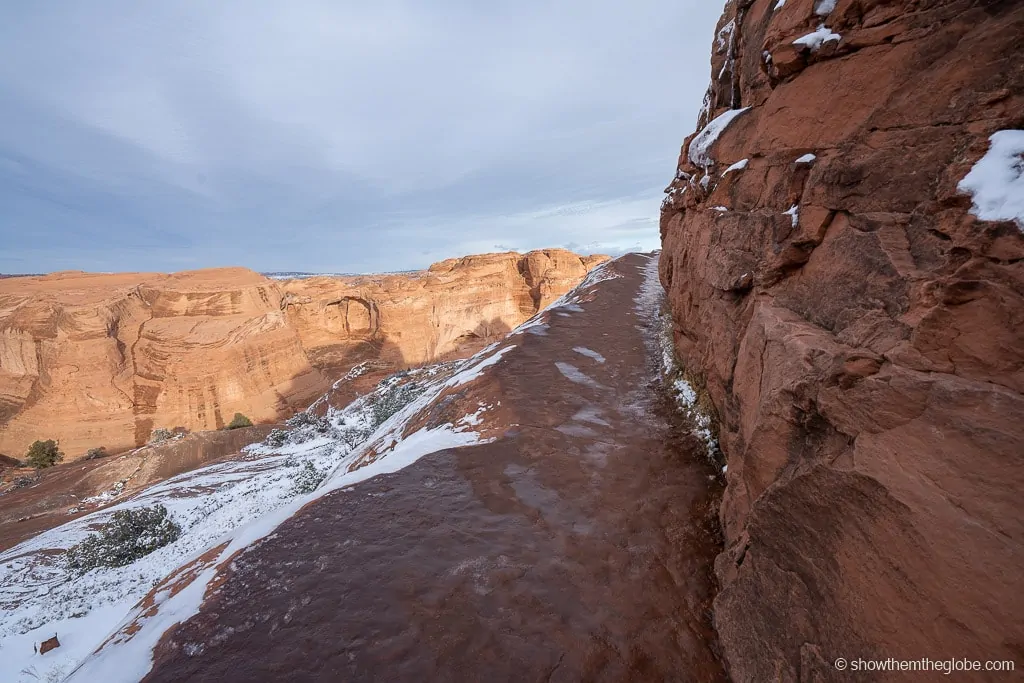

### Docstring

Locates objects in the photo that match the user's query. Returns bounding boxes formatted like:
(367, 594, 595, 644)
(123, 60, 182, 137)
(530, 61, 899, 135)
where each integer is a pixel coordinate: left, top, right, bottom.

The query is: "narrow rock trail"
(132, 254, 726, 682)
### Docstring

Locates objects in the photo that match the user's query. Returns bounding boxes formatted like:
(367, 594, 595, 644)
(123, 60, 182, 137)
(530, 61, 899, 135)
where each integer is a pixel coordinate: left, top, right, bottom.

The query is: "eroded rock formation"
(0, 250, 605, 460)
(660, 0, 1023, 679)
(282, 249, 608, 370)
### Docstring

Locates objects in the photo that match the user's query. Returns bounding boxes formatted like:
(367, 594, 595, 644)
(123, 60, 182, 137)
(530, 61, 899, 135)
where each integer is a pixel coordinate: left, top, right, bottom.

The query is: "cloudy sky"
(0, 1, 722, 274)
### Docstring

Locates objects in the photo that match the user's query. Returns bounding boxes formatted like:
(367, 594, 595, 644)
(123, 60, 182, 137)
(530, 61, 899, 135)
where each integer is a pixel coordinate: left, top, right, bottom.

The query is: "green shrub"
(25, 440, 63, 469)
(227, 413, 253, 429)
(12, 473, 40, 489)
(85, 447, 108, 460)
(289, 460, 328, 495)
(286, 411, 330, 433)
(368, 383, 422, 429)
(265, 428, 289, 447)
(338, 425, 371, 451)
(148, 428, 173, 444)
(65, 504, 181, 573)
(286, 412, 316, 428)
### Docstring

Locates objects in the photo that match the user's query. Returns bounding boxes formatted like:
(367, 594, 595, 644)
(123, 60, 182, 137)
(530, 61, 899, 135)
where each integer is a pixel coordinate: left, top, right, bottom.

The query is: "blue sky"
(0, 1, 722, 274)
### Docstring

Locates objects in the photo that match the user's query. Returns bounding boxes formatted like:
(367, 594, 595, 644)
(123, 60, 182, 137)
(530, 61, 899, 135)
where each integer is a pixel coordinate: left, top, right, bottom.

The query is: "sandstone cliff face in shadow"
(0, 249, 606, 460)
(659, 0, 1023, 680)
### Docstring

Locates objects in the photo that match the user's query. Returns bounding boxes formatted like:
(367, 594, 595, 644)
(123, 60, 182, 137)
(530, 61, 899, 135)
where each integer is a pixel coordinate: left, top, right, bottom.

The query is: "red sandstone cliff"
(0, 250, 605, 460)
(660, 0, 1023, 680)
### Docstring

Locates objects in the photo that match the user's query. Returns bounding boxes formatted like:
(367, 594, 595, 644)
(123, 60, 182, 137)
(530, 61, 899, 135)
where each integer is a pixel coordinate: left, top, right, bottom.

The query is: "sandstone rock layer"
(660, 0, 1023, 680)
(0, 250, 605, 460)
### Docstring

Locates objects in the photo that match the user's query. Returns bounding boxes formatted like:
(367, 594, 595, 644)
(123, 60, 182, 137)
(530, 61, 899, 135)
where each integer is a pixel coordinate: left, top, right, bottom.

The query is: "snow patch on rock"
(814, 0, 838, 15)
(723, 158, 749, 175)
(688, 108, 752, 167)
(784, 204, 800, 228)
(793, 25, 841, 51)
(716, 19, 735, 54)
(958, 130, 1024, 231)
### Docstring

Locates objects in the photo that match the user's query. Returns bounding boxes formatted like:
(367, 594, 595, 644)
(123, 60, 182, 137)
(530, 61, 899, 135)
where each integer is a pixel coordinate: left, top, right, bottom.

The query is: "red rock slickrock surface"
(0, 250, 605, 460)
(659, 0, 1023, 680)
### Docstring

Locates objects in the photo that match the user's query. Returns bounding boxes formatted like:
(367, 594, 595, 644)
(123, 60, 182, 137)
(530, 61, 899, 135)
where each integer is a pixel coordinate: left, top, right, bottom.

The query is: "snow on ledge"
(688, 107, 752, 167)
(793, 25, 841, 51)
(957, 130, 1024, 231)
(723, 158, 749, 175)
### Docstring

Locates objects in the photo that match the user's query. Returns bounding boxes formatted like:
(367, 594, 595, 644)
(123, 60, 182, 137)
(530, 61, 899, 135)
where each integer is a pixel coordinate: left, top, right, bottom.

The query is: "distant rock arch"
(323, 297, 378, 337)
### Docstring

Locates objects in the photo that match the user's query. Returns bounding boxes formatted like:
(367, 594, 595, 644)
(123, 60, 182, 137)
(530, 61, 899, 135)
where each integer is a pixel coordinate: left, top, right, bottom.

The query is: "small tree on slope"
(25, 440, 63, 469)
(227, 413, 253, 429)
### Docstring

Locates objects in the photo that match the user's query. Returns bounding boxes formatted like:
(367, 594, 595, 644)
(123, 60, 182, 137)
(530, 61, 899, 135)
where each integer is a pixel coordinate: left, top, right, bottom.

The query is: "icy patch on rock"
(796, 153, 817, 164)
(633, 255, 721, 461)
(571, 406, 610, 427)
(958, 130, 1024, 230)
(573, 347, 606, 364)
(688, 107, 752, 167)
(793, 25, 841, 51)
(555, 362, 603, 390)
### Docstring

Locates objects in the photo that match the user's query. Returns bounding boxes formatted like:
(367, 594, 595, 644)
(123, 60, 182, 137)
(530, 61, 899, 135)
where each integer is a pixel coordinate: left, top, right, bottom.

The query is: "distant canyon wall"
(659, 0, 1022, 680)
(0, 249, 606, 460)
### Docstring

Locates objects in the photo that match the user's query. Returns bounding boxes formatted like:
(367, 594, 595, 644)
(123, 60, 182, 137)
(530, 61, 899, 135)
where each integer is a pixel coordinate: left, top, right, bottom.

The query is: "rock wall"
(659, 0, 1023, 679)
(0, 250, 605, 460)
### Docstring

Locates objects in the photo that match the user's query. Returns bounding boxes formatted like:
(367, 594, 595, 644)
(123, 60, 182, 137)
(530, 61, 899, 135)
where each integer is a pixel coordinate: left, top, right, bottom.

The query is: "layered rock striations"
(282, 249, 608, 370)
(0, 250, 605, 460)
(660, 0, 1023, 679)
